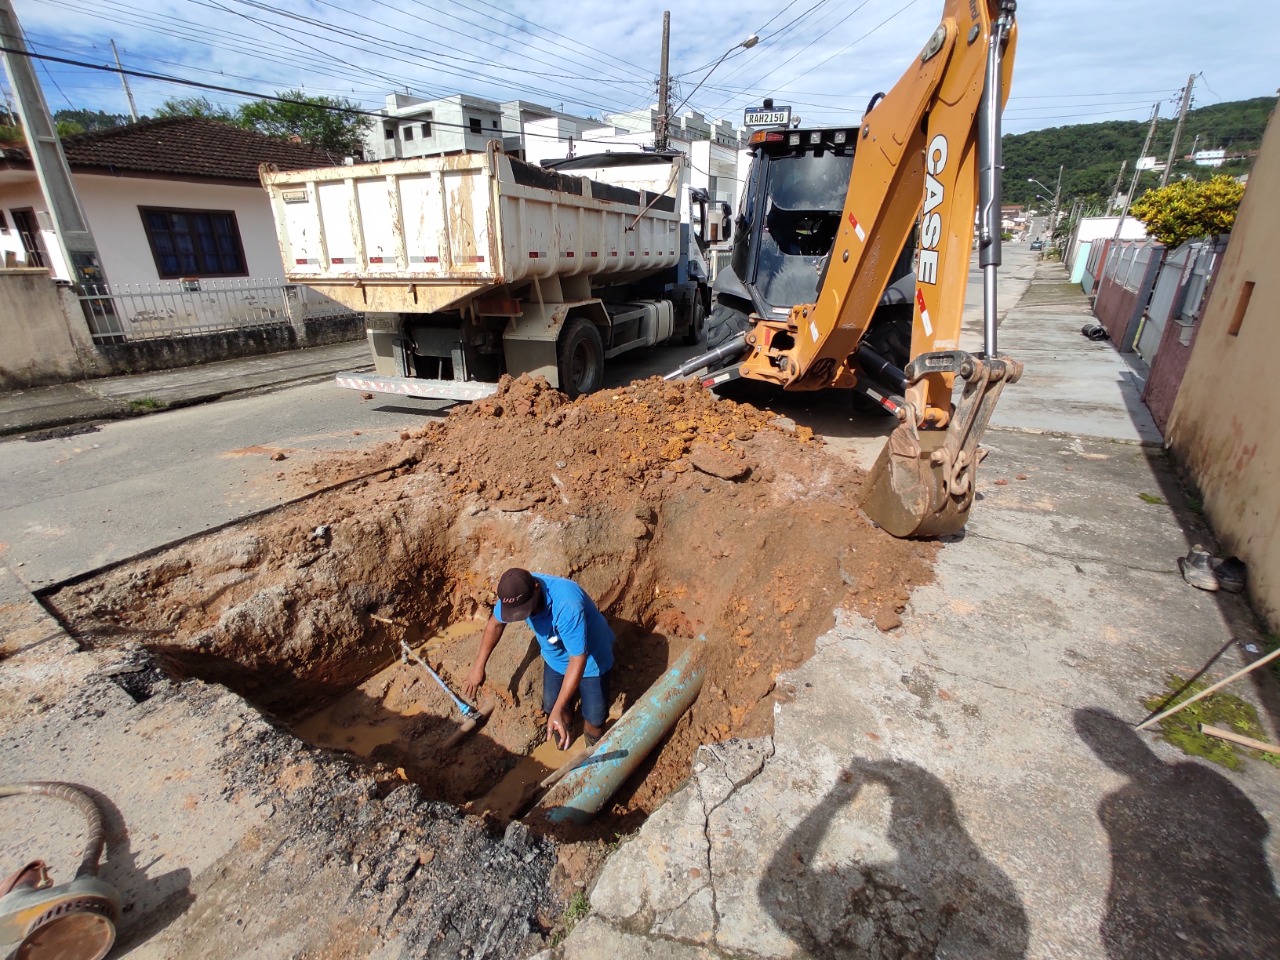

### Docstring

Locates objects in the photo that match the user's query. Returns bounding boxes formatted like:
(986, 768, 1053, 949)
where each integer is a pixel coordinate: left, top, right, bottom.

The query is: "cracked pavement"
(539, 257, 1280, 959)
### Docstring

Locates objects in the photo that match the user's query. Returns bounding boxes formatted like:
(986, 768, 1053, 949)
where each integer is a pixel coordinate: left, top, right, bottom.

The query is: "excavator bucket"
(863, 352, 1022, 538)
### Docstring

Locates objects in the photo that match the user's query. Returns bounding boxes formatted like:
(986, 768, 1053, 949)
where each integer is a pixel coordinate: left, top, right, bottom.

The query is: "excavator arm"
(739, 0, 1021, 537)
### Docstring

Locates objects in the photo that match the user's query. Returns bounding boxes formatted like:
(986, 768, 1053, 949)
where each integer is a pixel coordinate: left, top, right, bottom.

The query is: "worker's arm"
(462, 614, 505, 699)
(547, 653, 587, 750)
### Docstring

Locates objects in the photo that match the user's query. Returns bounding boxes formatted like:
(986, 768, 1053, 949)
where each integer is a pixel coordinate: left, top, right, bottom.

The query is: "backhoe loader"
(669, 0, 1021, 539)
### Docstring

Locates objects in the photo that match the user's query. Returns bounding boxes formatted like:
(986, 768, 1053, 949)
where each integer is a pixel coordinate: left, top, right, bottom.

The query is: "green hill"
(1002, 96, 1274, 209)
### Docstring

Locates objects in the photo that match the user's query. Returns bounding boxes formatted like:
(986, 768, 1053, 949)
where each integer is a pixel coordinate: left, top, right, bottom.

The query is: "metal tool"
(0, 782, 122, 960)
(399, 639, 475, 717)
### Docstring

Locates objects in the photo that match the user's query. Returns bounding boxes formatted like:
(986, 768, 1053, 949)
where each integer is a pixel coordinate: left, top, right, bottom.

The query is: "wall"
(3, 175, 286, 286)
(0, 268, 365, 387)
(0, 268, 95, 388)
(1167, 107, 1280, 631)
(74, 175, 287, 287)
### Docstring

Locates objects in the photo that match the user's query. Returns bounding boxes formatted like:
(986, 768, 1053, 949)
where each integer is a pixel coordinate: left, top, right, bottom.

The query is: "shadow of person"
(761, 757, 1028, 958)
(1074, 708, 1280, 959)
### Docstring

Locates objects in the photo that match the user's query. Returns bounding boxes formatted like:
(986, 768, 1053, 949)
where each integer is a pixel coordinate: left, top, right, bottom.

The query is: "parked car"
(1030, 239, 1045, 251)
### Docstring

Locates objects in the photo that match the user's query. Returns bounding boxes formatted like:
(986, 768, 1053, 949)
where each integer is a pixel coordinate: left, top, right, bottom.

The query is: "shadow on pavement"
(759, 757, 1028, 958)
(1074, 708, 1280, 959)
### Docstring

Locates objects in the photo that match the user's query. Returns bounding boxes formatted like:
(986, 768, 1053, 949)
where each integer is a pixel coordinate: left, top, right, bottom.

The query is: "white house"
(0, 117, 352, 338)
(0, 117, 336, 281)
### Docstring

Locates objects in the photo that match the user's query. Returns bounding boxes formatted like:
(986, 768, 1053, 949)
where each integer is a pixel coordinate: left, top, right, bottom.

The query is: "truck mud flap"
(335, 372, 500, 402)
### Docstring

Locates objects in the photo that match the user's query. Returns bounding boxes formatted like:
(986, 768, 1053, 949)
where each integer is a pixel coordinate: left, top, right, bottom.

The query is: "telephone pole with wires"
(109, 40, 139, 123)
(1114, 102, 1161, 242)
(1161, 74, 1195, 187)
(0, 0, 111, 291)
(655, 10, 671, 151)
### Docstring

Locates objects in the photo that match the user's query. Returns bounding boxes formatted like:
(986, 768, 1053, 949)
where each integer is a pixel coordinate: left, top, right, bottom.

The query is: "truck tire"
(682, 294, 706, 346)
(704, 300, 752, 365)
(557, 317, 604, 398)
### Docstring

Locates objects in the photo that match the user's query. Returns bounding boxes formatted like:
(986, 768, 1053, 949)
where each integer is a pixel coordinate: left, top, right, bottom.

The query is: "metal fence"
(78, 277, 359, 343)
(1135, 237, 1226, 361)
(1092, 239, 1165, 348)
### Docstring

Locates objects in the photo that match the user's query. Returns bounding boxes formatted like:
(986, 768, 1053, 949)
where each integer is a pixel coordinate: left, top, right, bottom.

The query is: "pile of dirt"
(48, 375, 935, 828)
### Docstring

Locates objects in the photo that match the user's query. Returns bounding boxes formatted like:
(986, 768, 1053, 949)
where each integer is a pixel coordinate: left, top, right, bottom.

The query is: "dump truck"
(260, 145, 714, 400)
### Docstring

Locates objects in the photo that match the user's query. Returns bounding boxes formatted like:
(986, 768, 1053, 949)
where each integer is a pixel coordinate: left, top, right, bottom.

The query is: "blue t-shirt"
(495, 573, 614, 677)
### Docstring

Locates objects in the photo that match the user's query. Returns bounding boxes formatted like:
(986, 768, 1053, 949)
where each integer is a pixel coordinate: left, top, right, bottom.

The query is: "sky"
(2, 0, 1277, 138)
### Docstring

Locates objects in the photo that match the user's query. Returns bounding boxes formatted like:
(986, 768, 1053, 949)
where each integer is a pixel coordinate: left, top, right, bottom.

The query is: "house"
(1, 118, 362, 387)
(364, 93, 610, 162)
(0, 117, 336, 284)
(1166, 107, 1280, 631)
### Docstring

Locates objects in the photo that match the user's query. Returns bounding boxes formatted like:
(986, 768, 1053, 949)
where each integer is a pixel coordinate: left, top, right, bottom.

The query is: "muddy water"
(293, 620, 486, 757)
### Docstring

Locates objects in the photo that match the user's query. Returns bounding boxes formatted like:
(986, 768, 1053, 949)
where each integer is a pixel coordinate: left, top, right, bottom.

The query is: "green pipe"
(536, 643, 704, 825)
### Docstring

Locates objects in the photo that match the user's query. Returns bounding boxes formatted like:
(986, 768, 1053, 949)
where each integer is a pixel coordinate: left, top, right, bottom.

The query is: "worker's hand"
(547, 708, 571, 751)
(462, 665, 485, 700)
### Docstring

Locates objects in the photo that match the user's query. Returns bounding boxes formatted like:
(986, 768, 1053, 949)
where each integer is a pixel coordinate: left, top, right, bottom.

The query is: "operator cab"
(731, 126, 860, 317)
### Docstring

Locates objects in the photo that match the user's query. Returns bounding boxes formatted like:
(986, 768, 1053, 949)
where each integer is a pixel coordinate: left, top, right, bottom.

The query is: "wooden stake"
(1199, 724, 1280, 756)
(1136, 646, 1280, 730)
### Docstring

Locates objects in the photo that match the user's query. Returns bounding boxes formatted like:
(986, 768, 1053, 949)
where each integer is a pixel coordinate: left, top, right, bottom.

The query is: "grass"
(126, 396, 166, 413)
(1138, 492, 1167, 505)
(1143, 675, 1280, 769)
(548, 891, 591, 948)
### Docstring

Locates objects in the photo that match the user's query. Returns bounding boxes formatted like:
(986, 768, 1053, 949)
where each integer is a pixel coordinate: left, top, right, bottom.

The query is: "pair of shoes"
(1178, 544, 1219, 591)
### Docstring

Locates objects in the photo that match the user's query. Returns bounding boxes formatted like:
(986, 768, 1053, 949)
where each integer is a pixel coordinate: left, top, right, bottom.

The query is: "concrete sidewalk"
(544, 261, 1280, 959)
(0, 339, 371, 438)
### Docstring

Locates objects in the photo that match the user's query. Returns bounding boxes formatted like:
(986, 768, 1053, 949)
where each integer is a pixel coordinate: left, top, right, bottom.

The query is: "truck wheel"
(682, 294, 706, 346)
(704, 300, 751, 366)
(557, 317, 604, 398)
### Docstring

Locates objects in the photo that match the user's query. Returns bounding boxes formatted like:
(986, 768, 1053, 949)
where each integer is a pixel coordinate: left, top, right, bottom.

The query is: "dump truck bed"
(261, 144, 682, 316)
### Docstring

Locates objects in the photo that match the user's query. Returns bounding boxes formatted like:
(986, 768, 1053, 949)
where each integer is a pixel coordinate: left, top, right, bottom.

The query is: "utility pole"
(109, 39, 139, 123)
(655, 10, 670, 151)
(1114, 102, 1161, 242)
(1161, 73, 1194, 187)
(1110, 160, 1127, 212)
(0, 0, 110, 292)
(1049, 163, 1063, 242)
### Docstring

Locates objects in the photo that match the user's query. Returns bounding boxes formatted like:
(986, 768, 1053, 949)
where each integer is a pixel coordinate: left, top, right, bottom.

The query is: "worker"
(462, 568, 615, 750)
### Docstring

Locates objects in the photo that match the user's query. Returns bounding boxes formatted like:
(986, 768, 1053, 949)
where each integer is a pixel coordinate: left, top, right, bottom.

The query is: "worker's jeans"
(542, 666, 612, 727)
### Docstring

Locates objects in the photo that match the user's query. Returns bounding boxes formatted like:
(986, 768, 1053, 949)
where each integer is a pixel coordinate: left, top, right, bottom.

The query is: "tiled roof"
(2, 117, 338, 181)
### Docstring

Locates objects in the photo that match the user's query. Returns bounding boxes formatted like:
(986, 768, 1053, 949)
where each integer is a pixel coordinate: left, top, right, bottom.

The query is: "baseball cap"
(496, 568, 541, 623)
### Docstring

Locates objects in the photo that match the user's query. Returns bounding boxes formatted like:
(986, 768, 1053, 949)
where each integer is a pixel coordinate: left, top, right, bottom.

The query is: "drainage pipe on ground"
(534, 642, 705, 825)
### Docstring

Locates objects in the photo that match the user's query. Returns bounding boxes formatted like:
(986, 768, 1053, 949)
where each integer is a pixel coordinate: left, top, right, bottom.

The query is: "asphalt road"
(0, 339, 706, 590)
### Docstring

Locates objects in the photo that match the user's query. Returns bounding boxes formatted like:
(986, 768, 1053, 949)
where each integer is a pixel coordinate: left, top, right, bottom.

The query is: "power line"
(0, 43, 666, 146)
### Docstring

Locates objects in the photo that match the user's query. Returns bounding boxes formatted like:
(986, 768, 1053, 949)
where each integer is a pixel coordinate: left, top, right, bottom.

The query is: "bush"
(1130, 175, 1244, 247)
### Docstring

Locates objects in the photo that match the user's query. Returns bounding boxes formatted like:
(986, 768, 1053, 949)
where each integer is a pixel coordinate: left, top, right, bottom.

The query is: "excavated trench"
(44, 377, 936, 833)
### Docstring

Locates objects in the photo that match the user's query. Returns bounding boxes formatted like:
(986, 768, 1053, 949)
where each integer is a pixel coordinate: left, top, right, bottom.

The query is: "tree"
(53, 108, 129, 132)
(1129, 175, 1245, 247)
(154, 96, 236, 122)
(235, 90, 369, 155)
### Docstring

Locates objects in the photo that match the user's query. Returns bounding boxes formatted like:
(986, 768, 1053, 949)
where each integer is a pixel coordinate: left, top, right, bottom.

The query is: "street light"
(1028, 165, 1063, 243)
(669, 34, 760, 120)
